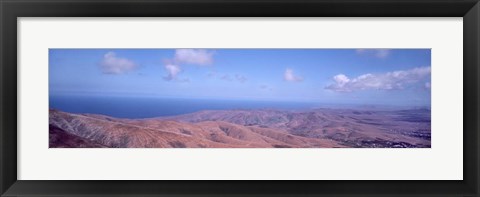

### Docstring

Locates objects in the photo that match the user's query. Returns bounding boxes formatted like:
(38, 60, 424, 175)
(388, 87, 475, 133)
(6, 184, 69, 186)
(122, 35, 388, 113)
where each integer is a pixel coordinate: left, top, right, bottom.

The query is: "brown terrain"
(49, 108, 431, 148)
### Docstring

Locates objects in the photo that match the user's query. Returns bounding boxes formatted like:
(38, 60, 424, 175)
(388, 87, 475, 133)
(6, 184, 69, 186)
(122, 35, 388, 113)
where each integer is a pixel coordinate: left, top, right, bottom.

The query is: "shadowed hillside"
(49, 109, 344, 148)
(49, 108, 430, 148)
(49, 124, 107, 148)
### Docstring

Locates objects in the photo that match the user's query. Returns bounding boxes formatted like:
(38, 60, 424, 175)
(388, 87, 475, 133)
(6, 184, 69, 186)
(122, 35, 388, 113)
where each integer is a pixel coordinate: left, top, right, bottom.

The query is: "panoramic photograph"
(49, 49, 431, 148)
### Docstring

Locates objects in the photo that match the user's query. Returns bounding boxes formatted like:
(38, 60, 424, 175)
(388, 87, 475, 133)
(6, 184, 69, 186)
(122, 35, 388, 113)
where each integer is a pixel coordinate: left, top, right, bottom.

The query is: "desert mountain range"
(49, 108, 431, 148)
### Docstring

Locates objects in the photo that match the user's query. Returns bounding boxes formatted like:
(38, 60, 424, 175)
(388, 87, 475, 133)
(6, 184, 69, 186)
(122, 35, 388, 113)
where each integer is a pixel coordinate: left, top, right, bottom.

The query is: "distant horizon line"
(50, 92, 431, 109)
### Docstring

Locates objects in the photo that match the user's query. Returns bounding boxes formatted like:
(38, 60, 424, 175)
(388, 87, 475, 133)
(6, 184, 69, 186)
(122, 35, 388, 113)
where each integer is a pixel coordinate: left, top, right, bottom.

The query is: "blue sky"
(49, 49, 431, 107)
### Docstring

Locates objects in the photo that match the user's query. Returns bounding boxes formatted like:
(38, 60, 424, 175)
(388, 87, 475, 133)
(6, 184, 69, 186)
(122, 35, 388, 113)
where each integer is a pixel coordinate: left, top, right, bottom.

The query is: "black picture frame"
(1, 0, 479, 196)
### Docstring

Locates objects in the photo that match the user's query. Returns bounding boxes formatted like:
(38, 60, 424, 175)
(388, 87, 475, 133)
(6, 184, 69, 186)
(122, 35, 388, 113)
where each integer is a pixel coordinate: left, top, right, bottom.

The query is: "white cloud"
(174, 49, 214, 65)
(326, 66, 431, 92)
(209, 72, 247, 83)
(284, 68, 303, 82)
(161, 49, 214, 82)
(333, 74, 350, 85)
(356, 49, 391, 58)
(100, 52, 137, 74)
(163, 64, 181, 81)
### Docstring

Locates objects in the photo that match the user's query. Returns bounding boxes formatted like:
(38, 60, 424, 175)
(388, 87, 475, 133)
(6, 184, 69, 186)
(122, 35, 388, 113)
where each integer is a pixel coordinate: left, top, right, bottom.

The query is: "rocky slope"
(49, 107, 430, 148)
(163, 108, 431, 148)
(49, 109, 343, 148)
(49, 124, 107, 148)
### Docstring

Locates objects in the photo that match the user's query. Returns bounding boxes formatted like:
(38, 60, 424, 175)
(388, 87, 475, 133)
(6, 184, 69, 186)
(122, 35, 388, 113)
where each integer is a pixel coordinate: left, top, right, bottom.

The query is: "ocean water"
(49, 95, 323, 119)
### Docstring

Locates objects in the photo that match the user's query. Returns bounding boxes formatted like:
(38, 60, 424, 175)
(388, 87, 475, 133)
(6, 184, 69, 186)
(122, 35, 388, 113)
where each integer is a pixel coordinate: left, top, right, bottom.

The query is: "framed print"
(47, 48, 432, 149)
(1, 0, 479, 196)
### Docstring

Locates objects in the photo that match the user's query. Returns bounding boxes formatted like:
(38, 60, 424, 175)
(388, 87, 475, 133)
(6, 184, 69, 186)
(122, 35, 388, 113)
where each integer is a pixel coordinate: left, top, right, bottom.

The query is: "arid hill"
(163, 108, 431, 148)
(49, 124, 107, 148)
(49, 108, 430, 148)
(49, 109, 343, 148)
